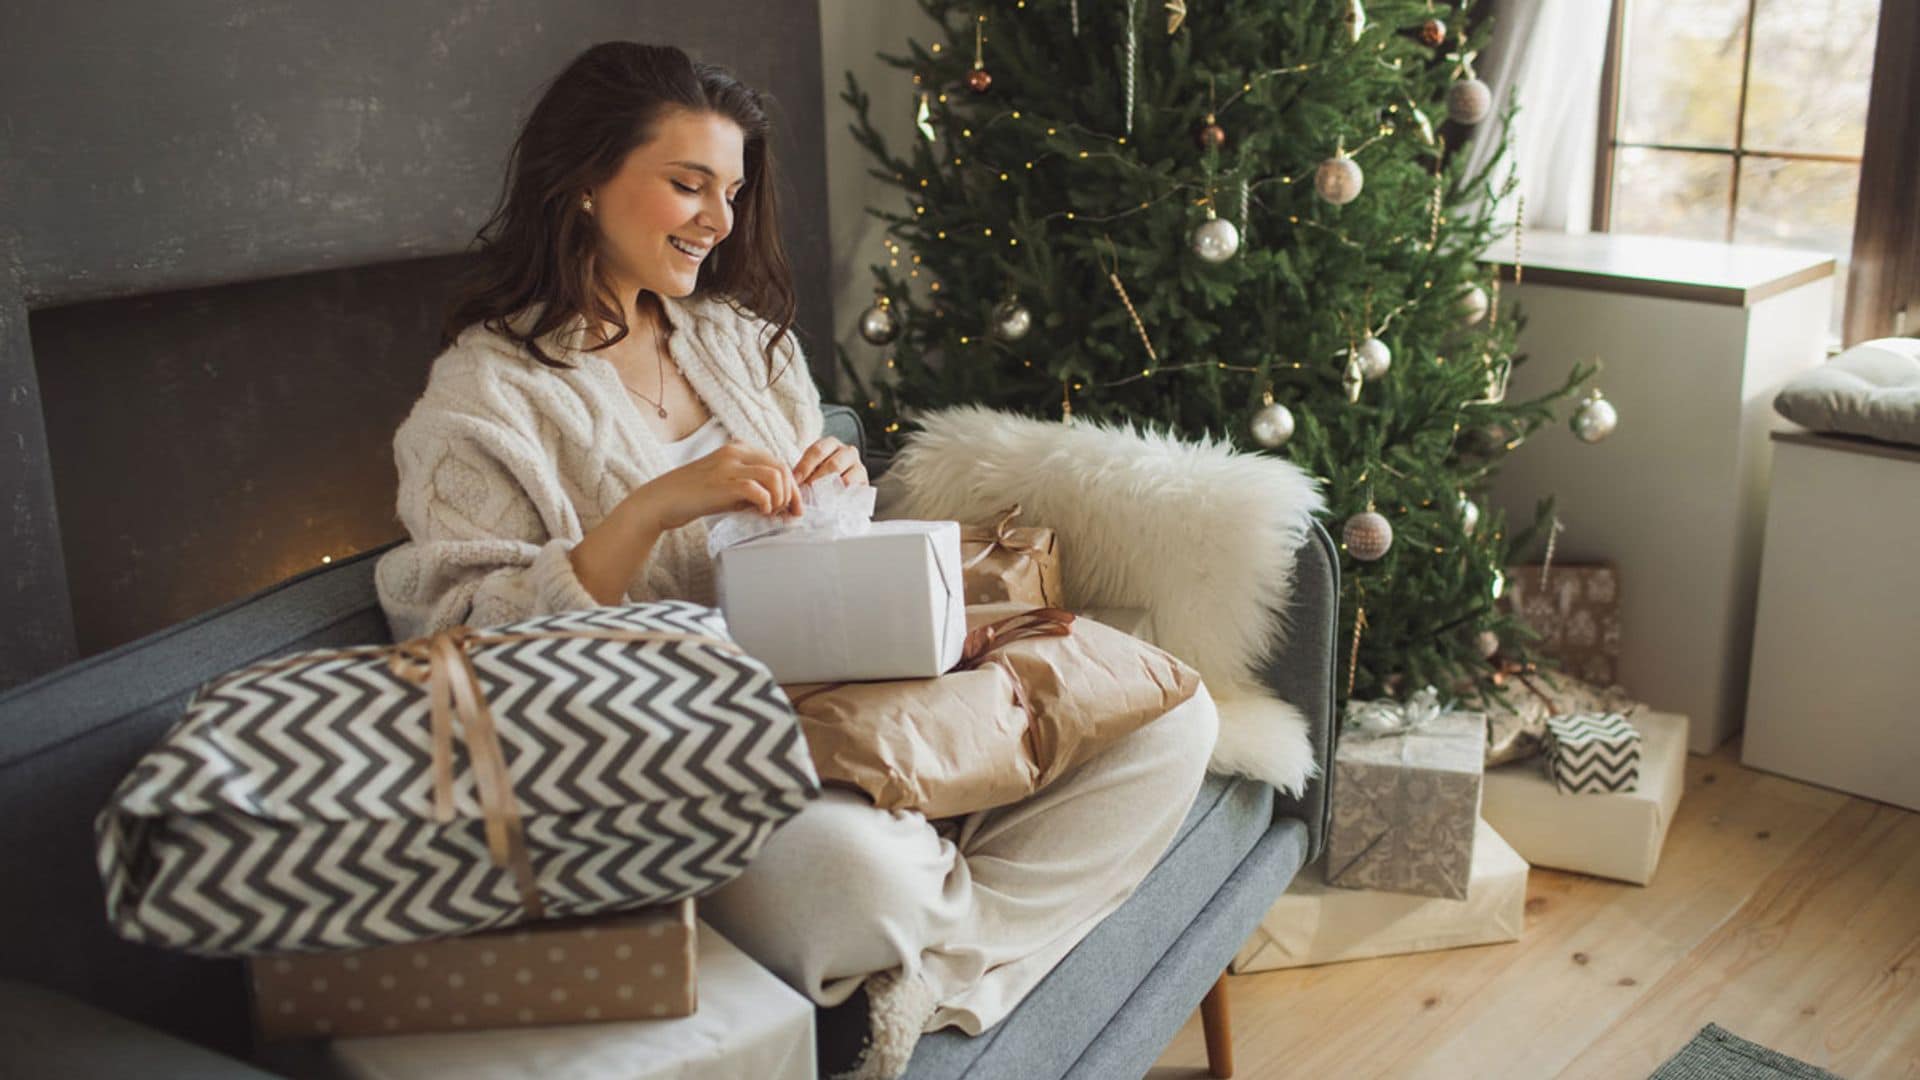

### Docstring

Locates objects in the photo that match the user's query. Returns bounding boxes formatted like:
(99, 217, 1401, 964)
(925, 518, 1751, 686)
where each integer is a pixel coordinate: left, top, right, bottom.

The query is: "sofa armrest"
(0, 979, 281, 1079)
(1262, 519, 1341, 862)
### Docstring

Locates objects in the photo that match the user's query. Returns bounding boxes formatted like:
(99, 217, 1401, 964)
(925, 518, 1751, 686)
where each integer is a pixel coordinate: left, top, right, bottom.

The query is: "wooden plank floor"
(1148, 740, 1920, 1079)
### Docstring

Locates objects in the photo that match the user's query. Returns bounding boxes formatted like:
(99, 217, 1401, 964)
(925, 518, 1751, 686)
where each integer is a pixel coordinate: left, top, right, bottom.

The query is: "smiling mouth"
(668, 237, 709, 262)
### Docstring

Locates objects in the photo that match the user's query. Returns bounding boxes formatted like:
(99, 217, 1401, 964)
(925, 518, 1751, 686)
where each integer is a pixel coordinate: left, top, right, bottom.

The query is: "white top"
(658, 414, 731, 469)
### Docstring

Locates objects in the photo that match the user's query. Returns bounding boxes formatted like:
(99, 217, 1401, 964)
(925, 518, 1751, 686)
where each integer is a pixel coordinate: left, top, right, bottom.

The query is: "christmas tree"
(837, 0, 1597, 700)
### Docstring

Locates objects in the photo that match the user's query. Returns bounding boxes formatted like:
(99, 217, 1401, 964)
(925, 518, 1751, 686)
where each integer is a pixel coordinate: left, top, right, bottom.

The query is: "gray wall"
(0, 1, 832, 686)
(817, 0, 943, 396)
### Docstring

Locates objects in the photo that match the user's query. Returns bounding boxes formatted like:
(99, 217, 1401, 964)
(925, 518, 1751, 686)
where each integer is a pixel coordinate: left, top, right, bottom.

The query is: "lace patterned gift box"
(1501, 563, 1622, 687)
(1325, 711, 1484, 900)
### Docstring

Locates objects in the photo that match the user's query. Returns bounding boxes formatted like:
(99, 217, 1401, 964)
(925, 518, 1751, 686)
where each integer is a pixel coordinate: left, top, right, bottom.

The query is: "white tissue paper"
(707, 476, 966, 684)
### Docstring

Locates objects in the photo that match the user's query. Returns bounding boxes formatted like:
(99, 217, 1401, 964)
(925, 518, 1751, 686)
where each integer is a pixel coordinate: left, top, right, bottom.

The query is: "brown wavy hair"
(445, 42, 797, 380)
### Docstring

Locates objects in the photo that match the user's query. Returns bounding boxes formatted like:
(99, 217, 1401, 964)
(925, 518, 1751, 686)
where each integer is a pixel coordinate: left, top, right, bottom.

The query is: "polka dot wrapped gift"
(249, 898, 696, 1040)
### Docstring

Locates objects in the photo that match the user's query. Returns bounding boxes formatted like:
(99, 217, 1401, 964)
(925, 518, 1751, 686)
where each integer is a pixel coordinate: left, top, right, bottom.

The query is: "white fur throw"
(873, 406, 1326, 797)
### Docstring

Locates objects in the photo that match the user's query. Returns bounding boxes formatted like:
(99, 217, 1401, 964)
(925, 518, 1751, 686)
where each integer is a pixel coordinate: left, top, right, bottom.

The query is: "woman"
(376, 42, 1216, 1080)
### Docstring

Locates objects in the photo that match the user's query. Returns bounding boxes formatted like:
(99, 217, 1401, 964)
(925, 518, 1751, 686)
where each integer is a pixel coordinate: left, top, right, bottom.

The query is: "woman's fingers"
(738, 462, 801, 518)
(730, 476, 774, 514)
(792, 439, 834, 485)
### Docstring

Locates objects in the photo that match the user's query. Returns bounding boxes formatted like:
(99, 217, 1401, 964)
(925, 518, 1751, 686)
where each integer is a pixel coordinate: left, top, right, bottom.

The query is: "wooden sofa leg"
(1201, 971, 1234, 1078)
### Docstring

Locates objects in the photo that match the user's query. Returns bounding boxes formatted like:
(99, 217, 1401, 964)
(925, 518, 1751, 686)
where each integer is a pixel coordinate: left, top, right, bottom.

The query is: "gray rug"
(1651, 1024, 1845, 1079)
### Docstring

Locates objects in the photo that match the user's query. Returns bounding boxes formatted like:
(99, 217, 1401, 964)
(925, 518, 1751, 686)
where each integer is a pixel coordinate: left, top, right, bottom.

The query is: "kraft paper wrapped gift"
(783, 605, 1199, 818)
(1325, 709, 1484, 900)
(327, 921, 813, 1080)
(710, 477, 966, 684)
(960, 504, 1062, 606)
(1482, 710, 1687, 885)
(1484, 668, 1642, 768)
(1232, 818, 1527, 972)
(250, 899, 695, 1041)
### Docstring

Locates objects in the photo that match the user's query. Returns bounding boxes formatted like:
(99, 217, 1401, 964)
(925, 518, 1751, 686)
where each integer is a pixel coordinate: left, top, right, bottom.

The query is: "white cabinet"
(1482, 232, 1834, 753)
(1742, 433, 1920, 810)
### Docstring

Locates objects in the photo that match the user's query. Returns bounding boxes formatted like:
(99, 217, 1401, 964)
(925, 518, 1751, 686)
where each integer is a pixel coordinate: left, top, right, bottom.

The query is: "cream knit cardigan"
(374, 291, 825, 641)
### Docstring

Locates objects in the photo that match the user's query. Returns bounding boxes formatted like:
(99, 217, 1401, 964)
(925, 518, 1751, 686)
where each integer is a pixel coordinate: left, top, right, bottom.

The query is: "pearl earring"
(581, 194, 594, 213)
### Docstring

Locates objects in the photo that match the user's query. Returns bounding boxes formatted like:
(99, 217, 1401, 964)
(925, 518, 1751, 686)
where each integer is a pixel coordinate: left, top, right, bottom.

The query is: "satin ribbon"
(219, 624, 744, 919)
(1489, 655, 1557, 713)
(1344, 684, 1454, 741)
(954, 606, 1076, 665)
(960, 505, 1049, 572)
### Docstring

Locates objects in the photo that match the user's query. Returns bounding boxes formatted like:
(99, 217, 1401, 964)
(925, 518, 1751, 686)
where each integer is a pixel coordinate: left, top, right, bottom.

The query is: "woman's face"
(589, 108, 747, 303)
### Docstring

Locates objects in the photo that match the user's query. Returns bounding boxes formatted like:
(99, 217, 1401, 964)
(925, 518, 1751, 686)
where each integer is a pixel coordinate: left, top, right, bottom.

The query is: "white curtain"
(1461, 0, 1615, 233)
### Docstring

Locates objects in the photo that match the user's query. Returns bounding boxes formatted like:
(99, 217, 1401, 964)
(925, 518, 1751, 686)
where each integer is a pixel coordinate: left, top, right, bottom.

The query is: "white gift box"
(328, 922, 814, 1080)
(1231, 818, 1527, 973)
(1482, 709, 1687, 885)
(716, 518, 966, 684)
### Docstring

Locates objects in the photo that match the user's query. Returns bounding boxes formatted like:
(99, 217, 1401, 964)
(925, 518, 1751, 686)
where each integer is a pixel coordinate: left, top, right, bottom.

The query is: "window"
(1593, 0, 1883, 337)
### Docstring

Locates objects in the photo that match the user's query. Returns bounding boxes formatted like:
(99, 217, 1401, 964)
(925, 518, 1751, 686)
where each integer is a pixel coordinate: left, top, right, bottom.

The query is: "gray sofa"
(0, 403, 1339, 1080)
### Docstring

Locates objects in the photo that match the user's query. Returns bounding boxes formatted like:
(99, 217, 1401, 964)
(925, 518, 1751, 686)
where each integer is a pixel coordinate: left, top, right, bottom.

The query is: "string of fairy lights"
(848, 0, 1618, 695)
(854, 3, 1504, 434)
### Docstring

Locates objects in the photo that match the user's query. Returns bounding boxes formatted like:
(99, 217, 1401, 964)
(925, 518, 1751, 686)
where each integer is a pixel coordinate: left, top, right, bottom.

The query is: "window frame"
(1592, 0, 1914, 343)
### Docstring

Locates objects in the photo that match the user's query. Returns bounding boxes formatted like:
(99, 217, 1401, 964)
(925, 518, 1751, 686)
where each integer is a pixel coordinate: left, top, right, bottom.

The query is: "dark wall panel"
(0, 1, 831, 686)
(33, 256, 465, 656)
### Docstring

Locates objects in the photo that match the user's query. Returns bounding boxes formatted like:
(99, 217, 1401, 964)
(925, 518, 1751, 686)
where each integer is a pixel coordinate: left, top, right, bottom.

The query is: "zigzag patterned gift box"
(96, 602, 820, 957)
(1545, 712, 1641, 794)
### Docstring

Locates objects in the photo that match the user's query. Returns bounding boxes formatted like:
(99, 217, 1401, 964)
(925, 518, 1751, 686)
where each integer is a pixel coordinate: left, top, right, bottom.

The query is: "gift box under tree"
(1325, 700, 1484, 900)
(1546, 712, 1641, 794)
(1484, 710, 1687, 885)
(1501, 562, 1622, 687)
(1233, 818, 1527, 972)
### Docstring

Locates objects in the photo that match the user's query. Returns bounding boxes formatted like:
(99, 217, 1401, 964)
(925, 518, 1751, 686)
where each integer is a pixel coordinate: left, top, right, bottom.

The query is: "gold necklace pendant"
(612, 317, 675, 422)
(621, 382, 669, 419)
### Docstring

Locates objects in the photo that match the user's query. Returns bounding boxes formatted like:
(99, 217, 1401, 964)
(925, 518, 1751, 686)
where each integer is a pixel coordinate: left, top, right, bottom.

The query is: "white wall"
(817, 0, 943, 401)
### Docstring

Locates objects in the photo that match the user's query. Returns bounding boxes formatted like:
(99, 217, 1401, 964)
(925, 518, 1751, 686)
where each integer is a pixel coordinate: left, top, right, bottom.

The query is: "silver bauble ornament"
(1459, 284, 1490, 326)
(1343, 510, 1394, 561)
(1457, 493, 1480, 536)
(1353, 336, 1392, 381)
(1571, 389, 1620, 443)
(1190, 215, 1241, 262)
(857, 300, 900, 345)
(1447, 78, 1492, 125)
(1475, 630, 1501, 659)
(991, 298, 1033, 342)
(1315, 155, 1365, 205)
(1250, 400, 1296, 449)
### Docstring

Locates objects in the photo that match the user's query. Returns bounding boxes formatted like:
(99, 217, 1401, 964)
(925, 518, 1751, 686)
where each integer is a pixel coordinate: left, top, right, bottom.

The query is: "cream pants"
(702, 682, 1219, 1036)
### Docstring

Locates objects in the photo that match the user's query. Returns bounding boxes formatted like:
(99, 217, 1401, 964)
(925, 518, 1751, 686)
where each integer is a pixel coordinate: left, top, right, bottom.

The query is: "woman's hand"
(792, 436, 868, 489)
(631, 442, 804, 532)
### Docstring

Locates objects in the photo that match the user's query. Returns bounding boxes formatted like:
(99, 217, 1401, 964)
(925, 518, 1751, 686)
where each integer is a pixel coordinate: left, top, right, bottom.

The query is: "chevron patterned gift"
(1545, 712, 1641, 794)
(97, 601, 820, 957)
